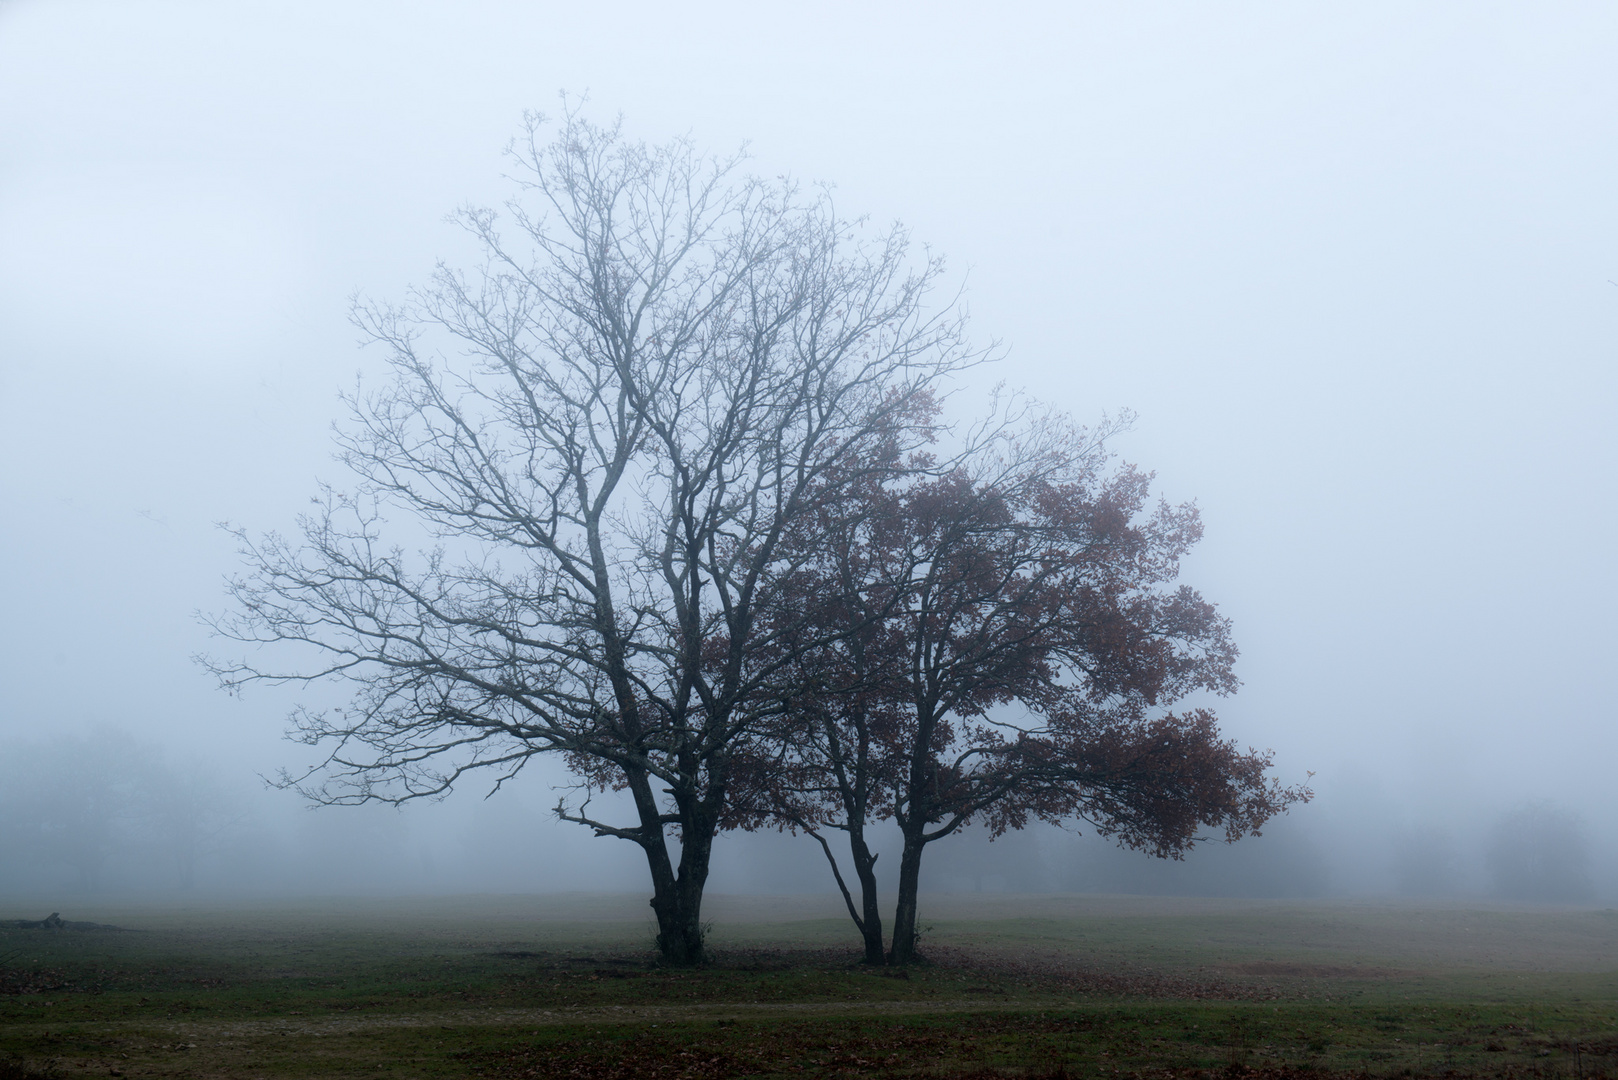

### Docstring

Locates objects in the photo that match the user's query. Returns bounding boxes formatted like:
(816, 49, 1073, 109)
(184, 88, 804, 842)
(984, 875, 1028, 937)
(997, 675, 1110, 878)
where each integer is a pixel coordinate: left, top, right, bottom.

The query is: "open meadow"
(4, 894, 1617, 1079)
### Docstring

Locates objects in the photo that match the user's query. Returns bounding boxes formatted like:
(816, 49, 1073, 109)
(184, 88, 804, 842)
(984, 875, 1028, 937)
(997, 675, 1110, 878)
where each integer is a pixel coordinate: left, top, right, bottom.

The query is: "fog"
(2, 2, 1615, 906)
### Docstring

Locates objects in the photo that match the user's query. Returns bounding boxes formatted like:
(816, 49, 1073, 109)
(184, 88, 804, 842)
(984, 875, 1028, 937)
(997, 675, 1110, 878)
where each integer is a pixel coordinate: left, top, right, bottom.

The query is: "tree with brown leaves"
(730, 418, 1307, 964)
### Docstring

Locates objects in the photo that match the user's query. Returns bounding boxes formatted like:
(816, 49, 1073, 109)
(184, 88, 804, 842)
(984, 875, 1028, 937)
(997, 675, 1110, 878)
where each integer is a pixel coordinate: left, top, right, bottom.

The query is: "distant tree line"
(202, 106, 1307, 966)
(0, 732, 241, 893)
(1, 731, 1592, 907)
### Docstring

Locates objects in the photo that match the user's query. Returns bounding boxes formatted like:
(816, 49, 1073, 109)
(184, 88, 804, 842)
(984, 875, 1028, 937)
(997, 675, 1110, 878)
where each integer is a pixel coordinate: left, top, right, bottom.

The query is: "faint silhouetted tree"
(729, 420, 1308, 964)
(1486, 801, 1594, 903)
(140, 761, 246, 891)
(201, 107, 981, 965)
(0, 730, 154, 893)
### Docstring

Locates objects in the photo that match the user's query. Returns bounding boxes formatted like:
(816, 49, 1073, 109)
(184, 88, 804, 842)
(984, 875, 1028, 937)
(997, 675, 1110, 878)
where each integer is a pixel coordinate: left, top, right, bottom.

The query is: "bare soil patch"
(1225, 961, 1400, 979)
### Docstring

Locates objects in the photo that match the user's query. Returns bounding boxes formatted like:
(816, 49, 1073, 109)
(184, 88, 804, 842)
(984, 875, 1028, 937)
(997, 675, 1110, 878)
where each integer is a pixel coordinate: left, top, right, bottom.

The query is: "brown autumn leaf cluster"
(722, 405, 1308, 963)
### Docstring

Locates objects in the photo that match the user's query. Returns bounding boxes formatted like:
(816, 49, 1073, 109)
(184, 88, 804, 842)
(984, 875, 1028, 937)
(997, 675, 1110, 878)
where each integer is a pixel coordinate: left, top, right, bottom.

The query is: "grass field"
(3, 893, 1616, 1078)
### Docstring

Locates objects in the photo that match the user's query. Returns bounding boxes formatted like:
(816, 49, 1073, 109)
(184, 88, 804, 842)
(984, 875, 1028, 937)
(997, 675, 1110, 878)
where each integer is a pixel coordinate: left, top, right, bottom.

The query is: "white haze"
(1, 1, 1614, 904)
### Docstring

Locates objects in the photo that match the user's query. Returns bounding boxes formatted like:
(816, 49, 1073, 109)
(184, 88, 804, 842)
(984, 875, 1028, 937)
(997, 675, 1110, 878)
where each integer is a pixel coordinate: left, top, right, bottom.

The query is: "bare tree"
(201, 107, 978, 964)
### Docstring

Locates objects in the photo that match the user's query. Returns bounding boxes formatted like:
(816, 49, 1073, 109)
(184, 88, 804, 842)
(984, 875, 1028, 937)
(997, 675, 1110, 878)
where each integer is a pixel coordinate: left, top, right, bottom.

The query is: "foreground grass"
(2, 895, 1616, 1078)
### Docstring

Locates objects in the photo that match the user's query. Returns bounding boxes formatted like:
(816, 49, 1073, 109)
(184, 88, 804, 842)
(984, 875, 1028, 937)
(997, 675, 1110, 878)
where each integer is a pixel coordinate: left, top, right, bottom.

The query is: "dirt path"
(16, 995, 1065, 1043)
(9, 999, 1085, 1079)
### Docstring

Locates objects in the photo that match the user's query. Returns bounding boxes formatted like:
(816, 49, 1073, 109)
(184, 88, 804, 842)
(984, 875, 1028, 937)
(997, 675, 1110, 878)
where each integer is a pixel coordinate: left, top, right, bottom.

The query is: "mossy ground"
(2, 894, 1616, 1078)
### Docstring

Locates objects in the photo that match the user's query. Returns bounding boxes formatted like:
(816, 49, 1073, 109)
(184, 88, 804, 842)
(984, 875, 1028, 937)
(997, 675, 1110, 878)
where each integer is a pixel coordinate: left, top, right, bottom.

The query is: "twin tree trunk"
(827, 826, 931, 967)
(820, 811, 933, 966)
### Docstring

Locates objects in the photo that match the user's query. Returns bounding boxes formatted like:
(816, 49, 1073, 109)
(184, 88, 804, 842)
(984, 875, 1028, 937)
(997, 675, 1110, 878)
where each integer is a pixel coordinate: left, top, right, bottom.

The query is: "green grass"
(2, 894, 1617, 1077)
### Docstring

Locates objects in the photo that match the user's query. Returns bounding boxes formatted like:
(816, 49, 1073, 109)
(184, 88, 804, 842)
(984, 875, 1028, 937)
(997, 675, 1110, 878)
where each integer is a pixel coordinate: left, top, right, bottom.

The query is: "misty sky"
(2, 2, 1615, 891)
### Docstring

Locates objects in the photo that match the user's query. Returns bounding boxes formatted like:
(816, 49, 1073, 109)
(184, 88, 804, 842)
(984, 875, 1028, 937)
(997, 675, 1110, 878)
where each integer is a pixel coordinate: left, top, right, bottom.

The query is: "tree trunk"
(625, 767, 714, 967)
(665, 804, 717, 965)
(887, 830, 927, 966)
(645, 861, 706, 966)
(847, 828, 886, 965)
(648, 880, 709, 964)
